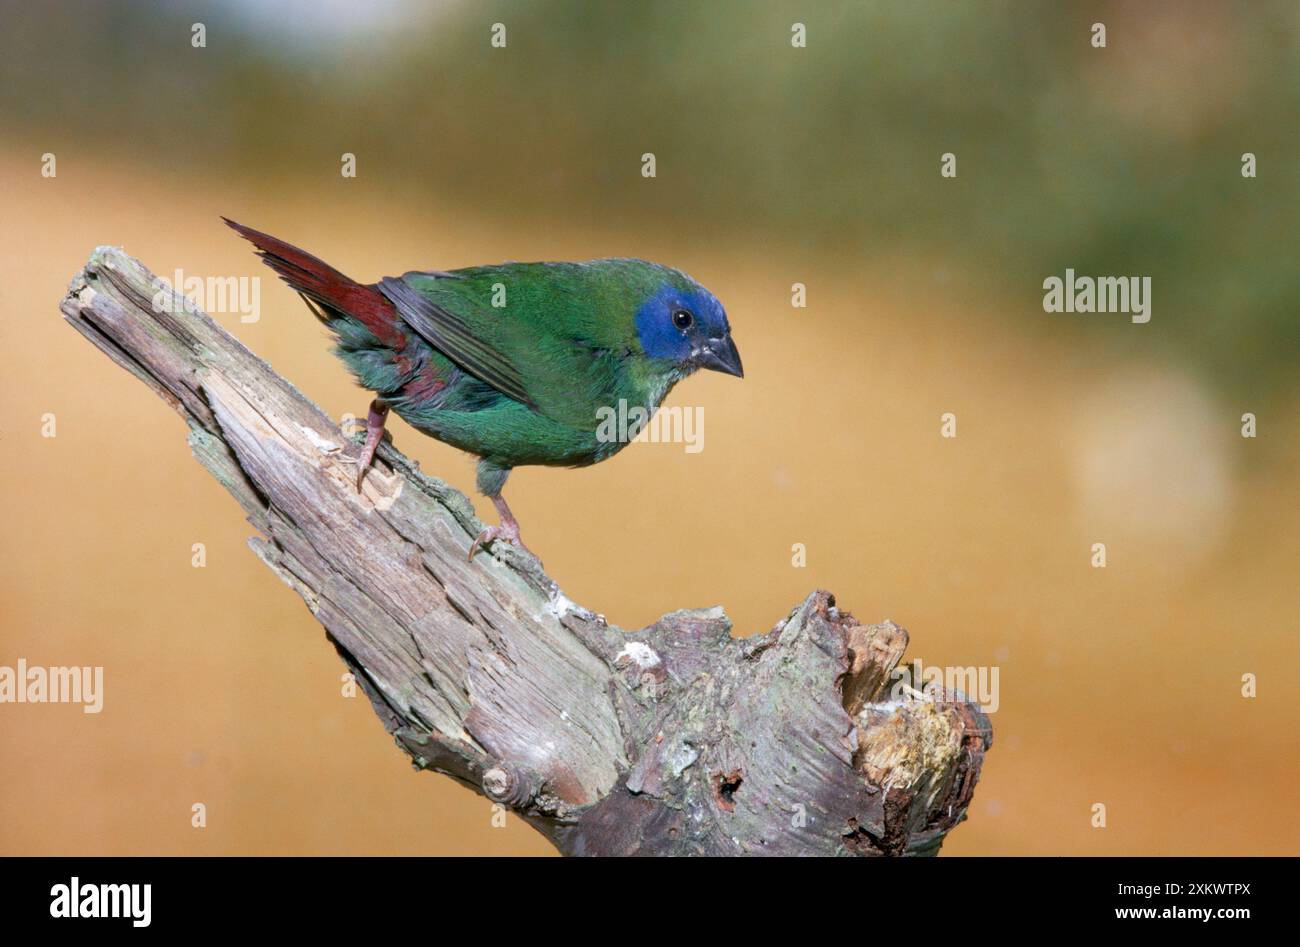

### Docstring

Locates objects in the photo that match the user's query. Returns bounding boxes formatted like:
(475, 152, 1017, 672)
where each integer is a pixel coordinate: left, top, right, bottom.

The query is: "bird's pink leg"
(355, 399, 389, 491)
(468, 494, 537, 562)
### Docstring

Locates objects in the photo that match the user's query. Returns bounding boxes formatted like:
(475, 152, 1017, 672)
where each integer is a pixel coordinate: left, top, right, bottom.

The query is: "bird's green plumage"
(226, 218, 741, 514)
(335, 260, 697, 483)
(398, 261, 694, 421)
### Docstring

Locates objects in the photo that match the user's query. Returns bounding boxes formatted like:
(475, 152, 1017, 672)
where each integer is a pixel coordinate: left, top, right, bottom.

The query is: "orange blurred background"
(1, 1, 1298, 855)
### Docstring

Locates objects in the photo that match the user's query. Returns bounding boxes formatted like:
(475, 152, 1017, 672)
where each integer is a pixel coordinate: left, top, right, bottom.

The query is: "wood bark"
(60, 246, 992, 856)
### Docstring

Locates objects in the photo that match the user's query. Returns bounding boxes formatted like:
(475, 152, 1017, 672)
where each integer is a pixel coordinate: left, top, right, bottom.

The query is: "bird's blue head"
(634, 277, 743, 378)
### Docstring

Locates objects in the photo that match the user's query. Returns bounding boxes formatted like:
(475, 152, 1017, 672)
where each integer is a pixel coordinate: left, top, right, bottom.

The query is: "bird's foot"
(468, 494, 540, 563)
(468, 522, 522, 561)
(351, 399, 389, 492)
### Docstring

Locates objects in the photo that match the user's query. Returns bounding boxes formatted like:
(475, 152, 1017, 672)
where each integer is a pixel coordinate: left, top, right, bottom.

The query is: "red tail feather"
(223, 217, 405, 350)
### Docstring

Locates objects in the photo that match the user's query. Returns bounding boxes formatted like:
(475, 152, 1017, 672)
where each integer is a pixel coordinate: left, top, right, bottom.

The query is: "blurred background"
(1, 0, 1297, 856)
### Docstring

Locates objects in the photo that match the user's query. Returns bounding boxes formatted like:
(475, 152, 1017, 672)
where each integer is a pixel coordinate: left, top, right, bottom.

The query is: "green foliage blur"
(3, 0, 1296, 393)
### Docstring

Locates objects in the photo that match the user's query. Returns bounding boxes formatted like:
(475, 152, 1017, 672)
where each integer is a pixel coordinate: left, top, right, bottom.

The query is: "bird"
(224, 218, 743, 560)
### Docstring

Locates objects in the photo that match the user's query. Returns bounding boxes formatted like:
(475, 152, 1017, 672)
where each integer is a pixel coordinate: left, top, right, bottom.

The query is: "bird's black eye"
(672, 308, 694, 331)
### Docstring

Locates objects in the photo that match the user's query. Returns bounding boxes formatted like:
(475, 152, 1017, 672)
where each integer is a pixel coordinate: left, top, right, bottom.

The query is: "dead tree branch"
(60, 246, 991, 856)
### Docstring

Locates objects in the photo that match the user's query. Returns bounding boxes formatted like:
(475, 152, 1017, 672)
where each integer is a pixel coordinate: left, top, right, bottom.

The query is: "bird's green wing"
(378, 275, 537, 409)
(380, 263, 656, 429)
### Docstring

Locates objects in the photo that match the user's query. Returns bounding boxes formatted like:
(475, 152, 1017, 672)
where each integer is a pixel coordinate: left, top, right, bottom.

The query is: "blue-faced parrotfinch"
(225, 218, 743, 559)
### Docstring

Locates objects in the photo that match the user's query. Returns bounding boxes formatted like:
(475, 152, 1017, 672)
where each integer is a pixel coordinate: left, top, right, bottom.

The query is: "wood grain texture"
(61, 246, 992, 855)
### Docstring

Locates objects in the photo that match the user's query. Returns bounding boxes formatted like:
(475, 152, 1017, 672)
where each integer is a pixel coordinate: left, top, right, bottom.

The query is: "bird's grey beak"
(699, 335, 744, 378)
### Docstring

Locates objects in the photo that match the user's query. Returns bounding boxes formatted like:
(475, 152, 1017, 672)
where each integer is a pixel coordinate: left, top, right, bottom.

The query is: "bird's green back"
(398, 259, 693, 428)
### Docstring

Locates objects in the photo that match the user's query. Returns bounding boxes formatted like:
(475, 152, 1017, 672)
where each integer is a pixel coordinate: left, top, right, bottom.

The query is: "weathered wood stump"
(60, 246, 991, 856)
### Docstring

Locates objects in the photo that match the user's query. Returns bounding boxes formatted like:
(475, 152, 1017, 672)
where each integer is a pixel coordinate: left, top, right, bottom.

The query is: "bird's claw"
(468, 523, 538, 563)
(350, 399, 389, 494)
(335, 445, 375, 492)
(468, 523, 515, 561)
(353, 451, 371, 493)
